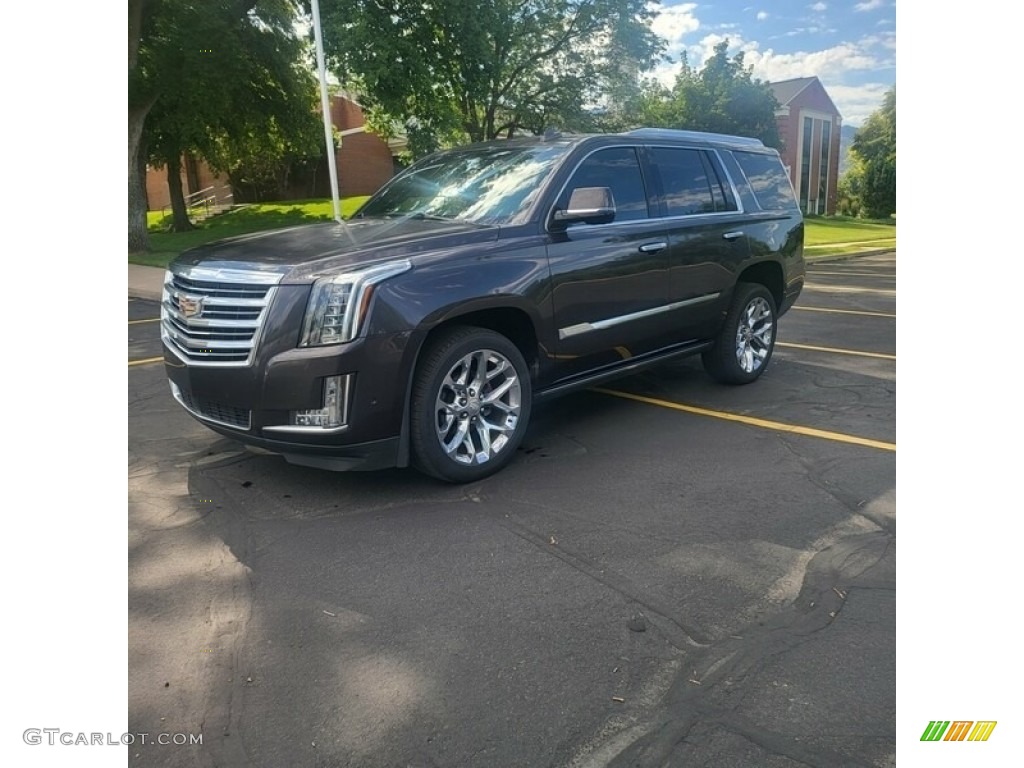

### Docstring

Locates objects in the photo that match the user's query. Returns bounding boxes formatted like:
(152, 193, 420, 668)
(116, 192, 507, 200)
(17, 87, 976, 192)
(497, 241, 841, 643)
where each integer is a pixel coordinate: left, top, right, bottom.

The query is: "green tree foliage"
(633, 41, 780, 147)
(317, 0, 664, 157)
(849, 87, 896, 218)
(836, 155, 863, 217)
(129, 0, 320, 246)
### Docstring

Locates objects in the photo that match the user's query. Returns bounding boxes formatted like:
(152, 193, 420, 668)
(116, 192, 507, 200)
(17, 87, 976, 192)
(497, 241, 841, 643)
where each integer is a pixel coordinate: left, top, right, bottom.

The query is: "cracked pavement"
(128, 254, 895, 766)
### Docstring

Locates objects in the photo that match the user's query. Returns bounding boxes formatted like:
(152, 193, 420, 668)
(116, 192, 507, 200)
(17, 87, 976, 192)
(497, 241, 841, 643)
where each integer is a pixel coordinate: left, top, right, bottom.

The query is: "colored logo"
(920, 721, 997, 742)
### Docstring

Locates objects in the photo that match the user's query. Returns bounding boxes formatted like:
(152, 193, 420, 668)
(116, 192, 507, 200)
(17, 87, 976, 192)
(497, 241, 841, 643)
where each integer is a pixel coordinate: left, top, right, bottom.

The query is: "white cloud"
(649, 2, 700, 56)
(645, 16, 894, 126)
(785, 26, 837, 36)
(809, 2, 827, 10)
(854, 0, 883, 11)
(823, 83, 892, 125)
(681, 33, 882, 82)
(757, 11, 769, 20)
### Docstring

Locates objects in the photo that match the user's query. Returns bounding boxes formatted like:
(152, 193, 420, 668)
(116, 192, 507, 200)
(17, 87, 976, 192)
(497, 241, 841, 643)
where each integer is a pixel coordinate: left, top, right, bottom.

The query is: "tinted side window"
(732, 151, 799, 211)
(719, 151, 759, 211)
(562, 147, 649, 221)
(704, 152, 738, 211)
(649, 147, 715, 216)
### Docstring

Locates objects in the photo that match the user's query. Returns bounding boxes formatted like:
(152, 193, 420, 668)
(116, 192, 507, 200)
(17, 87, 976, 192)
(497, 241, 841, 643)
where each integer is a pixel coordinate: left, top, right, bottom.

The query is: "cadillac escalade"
(161, 128, 805, 482)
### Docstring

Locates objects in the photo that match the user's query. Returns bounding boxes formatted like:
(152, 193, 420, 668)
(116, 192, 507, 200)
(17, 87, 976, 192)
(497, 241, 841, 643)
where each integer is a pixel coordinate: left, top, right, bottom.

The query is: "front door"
(545, 146, 672, 381)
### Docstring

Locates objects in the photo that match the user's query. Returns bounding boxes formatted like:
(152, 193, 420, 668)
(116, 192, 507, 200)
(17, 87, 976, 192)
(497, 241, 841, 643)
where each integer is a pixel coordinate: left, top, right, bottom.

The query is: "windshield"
(356, 142, 571, 226)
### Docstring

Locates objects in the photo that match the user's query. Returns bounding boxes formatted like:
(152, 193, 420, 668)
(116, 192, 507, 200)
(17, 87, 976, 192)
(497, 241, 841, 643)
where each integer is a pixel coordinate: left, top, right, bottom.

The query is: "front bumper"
(164, 324, 416, 471)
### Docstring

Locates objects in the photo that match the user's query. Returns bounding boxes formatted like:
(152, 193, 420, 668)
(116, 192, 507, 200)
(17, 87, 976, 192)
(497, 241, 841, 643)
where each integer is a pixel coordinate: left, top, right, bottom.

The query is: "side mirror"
(551, 186, 616, 228)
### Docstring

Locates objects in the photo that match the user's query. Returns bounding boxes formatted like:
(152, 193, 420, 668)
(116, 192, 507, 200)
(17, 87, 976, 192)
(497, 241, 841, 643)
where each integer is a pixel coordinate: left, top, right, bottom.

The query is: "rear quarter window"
(731, 151, 799, 212)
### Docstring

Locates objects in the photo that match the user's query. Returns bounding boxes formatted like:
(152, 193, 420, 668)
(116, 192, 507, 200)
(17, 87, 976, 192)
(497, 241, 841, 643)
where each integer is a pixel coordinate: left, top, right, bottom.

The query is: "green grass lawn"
(131, 198, 370, 268)
(130, 201, 894, 269)
(804, 215, 895, 248)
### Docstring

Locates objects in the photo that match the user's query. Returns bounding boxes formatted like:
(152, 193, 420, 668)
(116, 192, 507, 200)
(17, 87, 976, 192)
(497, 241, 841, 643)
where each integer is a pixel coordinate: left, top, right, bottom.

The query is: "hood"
(172, 218, 499, 282)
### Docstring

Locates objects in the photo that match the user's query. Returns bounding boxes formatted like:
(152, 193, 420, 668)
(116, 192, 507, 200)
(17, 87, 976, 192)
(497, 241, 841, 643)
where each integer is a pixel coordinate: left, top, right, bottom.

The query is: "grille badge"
(178, 294, 204, 318)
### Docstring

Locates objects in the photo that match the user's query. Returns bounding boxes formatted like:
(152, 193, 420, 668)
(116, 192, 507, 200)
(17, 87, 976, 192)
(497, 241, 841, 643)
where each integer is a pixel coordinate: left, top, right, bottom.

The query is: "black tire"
(410, 326, 532, 483)
(702, 282, 778, 385)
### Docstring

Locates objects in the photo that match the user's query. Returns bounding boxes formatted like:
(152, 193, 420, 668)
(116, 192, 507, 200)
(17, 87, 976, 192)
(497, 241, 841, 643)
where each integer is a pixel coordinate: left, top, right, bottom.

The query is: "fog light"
(289, 375, 350, 428)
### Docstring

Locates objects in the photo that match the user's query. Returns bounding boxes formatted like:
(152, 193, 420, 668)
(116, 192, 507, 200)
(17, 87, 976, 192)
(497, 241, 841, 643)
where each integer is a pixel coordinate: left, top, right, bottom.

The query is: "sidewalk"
(128, 263, 166, 301)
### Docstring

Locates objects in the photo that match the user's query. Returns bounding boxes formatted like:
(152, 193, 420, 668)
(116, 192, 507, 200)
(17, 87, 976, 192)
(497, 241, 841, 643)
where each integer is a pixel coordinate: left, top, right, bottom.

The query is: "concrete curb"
(806, 248, 895, 264)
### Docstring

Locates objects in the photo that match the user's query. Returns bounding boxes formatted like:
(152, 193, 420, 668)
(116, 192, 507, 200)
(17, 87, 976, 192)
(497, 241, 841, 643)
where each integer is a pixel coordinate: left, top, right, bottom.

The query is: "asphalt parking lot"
(128, 252, 895, 767)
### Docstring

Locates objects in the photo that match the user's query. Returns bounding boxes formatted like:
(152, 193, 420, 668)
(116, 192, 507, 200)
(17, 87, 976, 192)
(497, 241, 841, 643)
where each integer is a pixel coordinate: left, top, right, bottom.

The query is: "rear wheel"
(410, 327, 531, 483)
(702, 282, 777, 384)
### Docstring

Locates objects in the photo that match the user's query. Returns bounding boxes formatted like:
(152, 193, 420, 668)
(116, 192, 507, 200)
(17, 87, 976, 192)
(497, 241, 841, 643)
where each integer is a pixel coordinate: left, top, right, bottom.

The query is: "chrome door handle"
(638, 241, 668, 253)
(722, 231, 745, 241)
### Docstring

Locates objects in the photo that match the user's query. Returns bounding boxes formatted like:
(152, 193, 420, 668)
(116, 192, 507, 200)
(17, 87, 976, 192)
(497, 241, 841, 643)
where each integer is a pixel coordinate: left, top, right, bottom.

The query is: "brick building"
(770, 76, 842, 215)
(145, 94, 398, 211)
(328, 95, 401, 198)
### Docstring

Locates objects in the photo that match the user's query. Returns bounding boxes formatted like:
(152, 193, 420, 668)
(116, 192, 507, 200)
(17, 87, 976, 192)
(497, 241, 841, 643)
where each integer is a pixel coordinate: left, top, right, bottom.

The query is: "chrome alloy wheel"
(734, 297, 775, 374)
(434, 349, 522, 466)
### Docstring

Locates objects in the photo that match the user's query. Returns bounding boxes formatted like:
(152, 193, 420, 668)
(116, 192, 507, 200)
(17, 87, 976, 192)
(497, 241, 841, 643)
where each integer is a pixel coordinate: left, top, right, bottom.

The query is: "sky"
(648, 1, 896, 126)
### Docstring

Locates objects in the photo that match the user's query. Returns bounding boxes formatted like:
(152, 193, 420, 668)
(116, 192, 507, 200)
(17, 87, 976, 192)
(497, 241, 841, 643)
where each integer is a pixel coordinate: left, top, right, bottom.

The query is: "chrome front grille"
(161, 266, 283, 367)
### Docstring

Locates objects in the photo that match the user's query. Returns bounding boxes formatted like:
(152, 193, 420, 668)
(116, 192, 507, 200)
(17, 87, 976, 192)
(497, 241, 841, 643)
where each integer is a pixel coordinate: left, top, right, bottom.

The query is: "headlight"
(300, 260, 412, 346)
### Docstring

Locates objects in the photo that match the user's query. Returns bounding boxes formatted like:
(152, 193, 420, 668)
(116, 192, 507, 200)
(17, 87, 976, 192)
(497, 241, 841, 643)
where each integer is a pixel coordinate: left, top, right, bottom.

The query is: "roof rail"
(626, 128, 764, 148)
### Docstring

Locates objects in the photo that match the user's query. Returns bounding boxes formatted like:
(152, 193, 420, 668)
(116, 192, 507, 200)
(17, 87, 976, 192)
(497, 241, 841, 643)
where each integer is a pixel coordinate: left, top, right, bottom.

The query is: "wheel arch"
(736, 260, 784, 311)
(394, 300, 543, 468)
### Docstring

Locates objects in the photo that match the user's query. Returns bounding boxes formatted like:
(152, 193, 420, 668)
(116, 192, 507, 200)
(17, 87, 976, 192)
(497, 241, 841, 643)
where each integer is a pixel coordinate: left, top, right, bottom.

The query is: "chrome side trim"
(263, 425, 350, 435)
(558, 293, 721, 340)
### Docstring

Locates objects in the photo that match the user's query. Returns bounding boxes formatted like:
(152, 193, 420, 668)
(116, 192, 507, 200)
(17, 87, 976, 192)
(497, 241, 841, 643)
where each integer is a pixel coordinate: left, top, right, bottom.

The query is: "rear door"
(646, 145, 752, 341)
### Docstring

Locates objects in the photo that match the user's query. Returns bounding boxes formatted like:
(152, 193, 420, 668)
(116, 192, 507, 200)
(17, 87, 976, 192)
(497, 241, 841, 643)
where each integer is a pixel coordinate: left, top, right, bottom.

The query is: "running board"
(535, 340, 713, 402)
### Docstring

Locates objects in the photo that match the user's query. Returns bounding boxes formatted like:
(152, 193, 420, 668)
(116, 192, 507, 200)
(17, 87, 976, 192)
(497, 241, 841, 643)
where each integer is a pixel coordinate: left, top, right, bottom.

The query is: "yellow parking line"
(128, 356, 164, 367)
(793, 306, 896, 318)
(594, 388, 895, 452)
(128, 318, 161, 325)
(776, 341, 895, 360)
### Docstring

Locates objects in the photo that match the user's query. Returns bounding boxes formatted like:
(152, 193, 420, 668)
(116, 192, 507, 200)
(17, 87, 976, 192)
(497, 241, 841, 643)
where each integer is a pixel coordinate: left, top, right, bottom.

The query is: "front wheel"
(702, 283, 777, 385)
(410, 327, 532, 483)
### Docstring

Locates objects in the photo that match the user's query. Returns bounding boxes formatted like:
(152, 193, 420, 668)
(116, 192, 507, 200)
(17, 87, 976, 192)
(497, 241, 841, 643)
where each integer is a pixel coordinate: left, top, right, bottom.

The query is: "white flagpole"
(311, 0, 342, 224)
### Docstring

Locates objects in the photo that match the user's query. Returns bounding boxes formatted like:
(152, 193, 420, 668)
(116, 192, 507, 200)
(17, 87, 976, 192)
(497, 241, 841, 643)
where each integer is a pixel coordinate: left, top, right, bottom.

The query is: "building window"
(800, 116, 813, 213)
(818, 120, 831, 214)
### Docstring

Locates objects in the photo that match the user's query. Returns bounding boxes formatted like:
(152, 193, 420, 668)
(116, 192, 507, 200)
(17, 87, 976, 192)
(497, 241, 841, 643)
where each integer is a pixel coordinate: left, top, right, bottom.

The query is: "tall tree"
(128, 0, 156, 252)
(850, 87, 895, 219)
(635, 41, 781, 148)
(317, 0, 663, 156)
(129, 1, 319, 247)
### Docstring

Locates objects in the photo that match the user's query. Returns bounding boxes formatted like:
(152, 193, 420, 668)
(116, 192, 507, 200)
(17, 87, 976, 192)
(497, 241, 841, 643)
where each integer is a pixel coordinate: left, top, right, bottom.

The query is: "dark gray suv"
(161, 128, 804, 482)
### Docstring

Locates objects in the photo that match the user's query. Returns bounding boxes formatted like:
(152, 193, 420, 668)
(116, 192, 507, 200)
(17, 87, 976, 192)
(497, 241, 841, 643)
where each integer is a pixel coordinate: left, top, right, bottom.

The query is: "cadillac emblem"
(178, 294, 204, 318)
